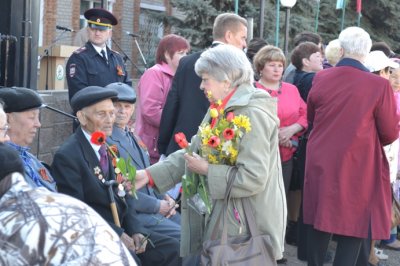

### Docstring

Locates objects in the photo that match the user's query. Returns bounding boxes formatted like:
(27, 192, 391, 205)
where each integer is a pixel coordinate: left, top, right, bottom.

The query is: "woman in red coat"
(304, 27, 399, 265)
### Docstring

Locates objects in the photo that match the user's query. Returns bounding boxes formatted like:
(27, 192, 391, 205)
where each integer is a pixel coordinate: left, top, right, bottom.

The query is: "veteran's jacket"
(51, 127, 148, 237)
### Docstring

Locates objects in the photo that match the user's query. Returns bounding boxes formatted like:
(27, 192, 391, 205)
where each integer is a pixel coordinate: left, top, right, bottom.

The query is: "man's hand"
(159, 199, 178, 218)
(120, 232, 135, 252)
(133, 233, 147, 254)
(136, 170, 149, 190)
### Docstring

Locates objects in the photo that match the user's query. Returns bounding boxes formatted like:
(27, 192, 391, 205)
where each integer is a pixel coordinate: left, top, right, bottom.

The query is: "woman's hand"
(135, 170, 149, 190)
(184, 152, 208, 175)
(279, 123, 303, 145)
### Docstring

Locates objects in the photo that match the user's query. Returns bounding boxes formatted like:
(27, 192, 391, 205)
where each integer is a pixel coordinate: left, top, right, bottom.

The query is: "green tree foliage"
(165, 0, 258, 51)
(164, 0, 400, 54)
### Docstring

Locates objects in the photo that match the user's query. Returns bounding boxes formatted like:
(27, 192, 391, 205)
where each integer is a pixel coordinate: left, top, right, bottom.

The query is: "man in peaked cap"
(52, 86, 181, 266)
(0, 87, 57, 192)
(66, 8, 129, 102)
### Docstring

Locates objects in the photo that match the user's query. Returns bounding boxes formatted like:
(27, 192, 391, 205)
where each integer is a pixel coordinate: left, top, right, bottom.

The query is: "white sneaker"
(375, 247, 389, 260)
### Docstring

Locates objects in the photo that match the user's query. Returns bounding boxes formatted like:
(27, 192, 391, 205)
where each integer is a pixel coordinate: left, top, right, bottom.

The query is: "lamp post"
(280, 0, 297, 55)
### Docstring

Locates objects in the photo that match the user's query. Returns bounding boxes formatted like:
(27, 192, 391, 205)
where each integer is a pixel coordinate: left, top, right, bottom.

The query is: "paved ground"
(283, 242, 400, 265)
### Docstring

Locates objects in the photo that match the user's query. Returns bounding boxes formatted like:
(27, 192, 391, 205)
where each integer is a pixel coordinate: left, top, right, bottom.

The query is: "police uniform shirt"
(66, 41, 128, 101)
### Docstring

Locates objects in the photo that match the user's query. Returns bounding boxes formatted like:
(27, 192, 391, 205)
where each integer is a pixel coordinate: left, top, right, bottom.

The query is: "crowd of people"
(1, 6, 400, 266)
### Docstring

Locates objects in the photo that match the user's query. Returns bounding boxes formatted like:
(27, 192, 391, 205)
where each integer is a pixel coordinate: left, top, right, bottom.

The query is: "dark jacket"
(66, 41, 129, 100)
(51, 127, 148, 236)
(157, 51, 209, 156)
(107, 126, 162, 214)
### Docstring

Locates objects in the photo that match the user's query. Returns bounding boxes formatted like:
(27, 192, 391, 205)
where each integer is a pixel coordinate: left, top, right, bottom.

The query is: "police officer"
(66, 8, 129, 101)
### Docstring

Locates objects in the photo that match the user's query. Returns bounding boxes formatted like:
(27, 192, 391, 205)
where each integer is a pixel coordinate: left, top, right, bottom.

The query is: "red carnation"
(174, 132, 189, 149)
(91, 131, 106, 145)
(223, 128, 235, 140)
(208, 136, 220, 148)
(226, 112, 235, 122)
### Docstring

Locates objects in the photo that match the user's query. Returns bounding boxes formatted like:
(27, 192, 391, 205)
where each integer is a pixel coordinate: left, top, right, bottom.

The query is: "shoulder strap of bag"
(210, 167, 237, 240)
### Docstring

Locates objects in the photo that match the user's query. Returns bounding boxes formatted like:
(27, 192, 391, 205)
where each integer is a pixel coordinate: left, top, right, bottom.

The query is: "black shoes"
(285, 220, 298, 246)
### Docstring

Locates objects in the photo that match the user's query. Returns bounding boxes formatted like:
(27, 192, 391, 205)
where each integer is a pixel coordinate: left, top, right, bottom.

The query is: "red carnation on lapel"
(91, 131, 106, 145)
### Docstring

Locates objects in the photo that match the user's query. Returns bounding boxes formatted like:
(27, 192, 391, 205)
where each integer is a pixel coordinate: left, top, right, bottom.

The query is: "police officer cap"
(0, 87, 46, 113)
(84, 8, 118, 30)
(0, 143, 25, 181)
(70, 86, 118, 113)
(105, 82, 136, 103)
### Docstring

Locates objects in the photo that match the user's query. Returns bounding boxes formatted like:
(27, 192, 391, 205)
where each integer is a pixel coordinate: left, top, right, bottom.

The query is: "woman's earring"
(259, 72, 262, 77)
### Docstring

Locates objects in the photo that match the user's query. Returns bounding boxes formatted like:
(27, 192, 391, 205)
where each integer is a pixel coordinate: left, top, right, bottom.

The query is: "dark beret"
(105, 82, 136, 103)
(0, 143, 25, 181)
(0, 87, 46, 113)
(84, 8, 118, 30)
(70, 86, 118, 113)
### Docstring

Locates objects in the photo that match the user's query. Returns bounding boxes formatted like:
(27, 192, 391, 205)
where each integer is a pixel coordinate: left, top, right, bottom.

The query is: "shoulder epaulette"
(73, 46, 87, 54)
(110, 49, 120, 55)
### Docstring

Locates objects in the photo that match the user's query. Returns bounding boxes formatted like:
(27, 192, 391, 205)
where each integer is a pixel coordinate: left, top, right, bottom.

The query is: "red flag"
(356, 0, 362, 13)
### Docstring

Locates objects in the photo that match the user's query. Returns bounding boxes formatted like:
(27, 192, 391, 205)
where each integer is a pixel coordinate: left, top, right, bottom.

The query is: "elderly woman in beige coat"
(135, 45, 287, 262)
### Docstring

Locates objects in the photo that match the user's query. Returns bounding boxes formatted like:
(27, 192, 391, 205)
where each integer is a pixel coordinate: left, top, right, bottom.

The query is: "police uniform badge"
(69, 64, 76, 78)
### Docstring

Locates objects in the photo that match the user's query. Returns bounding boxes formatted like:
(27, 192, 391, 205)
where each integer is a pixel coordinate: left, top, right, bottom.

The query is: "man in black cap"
(106, 82, 181, 241)
(0, 143, 138, 265)
(0, 87, 57, 192)
(51, 86, 181, 266)
(66, 8, 129, 101)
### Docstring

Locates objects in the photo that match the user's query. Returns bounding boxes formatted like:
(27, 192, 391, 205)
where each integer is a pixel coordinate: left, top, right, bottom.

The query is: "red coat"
(304, 59, 399, 239)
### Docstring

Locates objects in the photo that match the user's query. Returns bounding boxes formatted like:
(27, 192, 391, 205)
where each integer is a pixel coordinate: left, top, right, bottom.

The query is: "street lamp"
(280, 0, 297, 55)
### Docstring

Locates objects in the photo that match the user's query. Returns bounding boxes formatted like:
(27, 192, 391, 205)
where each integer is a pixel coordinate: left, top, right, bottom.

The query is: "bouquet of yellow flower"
(175, 105, 251, 215)
(199, 109, 251, 165)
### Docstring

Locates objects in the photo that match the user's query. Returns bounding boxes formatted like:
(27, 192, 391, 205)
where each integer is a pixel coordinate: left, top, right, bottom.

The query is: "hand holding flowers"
(175, 104, 251, 214)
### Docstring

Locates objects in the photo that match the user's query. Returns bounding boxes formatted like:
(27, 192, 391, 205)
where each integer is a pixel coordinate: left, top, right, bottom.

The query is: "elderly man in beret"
(105, 82, 181, 240)
(51, 86, 181, 266)
(0, 87, 56, 192)
(66, 8, 129, 101)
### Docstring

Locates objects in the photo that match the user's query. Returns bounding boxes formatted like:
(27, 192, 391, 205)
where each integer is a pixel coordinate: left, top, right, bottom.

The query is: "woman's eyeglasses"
(0, 124, 9, 137)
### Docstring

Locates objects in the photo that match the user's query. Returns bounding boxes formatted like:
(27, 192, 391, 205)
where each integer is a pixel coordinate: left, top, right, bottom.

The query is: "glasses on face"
(0, 124, 9, 138)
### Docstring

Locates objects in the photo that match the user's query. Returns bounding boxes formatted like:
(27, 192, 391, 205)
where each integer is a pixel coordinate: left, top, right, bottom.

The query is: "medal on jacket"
(117, 65, 124, 76)
(117, 183, 126, 197)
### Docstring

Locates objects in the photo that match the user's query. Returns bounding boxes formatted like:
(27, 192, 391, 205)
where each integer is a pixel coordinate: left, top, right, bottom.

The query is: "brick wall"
(43, 0, 58, 45)
(31, 90, 73, 165)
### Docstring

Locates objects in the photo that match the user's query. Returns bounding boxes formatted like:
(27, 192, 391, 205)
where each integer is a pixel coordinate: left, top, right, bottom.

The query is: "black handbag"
(201, 168, 277, 266)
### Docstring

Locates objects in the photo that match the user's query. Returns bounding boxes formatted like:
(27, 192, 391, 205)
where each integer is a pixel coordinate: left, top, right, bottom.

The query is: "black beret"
(84, 8, 118, 30)
(105, 82, 136, 103)
(70, 86, 118, 113)
(0, 143, 25, 181)
(0, 87, 46, 113)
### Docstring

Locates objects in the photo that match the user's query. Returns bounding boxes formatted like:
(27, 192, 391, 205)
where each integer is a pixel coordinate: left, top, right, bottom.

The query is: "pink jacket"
(255, 81, 307, 162)
(135, 62, 174, 164)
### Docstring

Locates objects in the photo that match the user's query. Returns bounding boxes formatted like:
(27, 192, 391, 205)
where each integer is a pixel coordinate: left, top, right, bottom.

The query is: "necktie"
(99, 145, 109, 176)
(101, 49, 108, 64)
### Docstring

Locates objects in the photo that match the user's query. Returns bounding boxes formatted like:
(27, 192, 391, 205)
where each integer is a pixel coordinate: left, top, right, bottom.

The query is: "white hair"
(339, 27, 372, 59)
(195, 45, 254, 88)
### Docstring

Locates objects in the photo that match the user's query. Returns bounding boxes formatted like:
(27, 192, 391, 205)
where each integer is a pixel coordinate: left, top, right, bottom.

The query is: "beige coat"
(147, 83, 287, 259)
